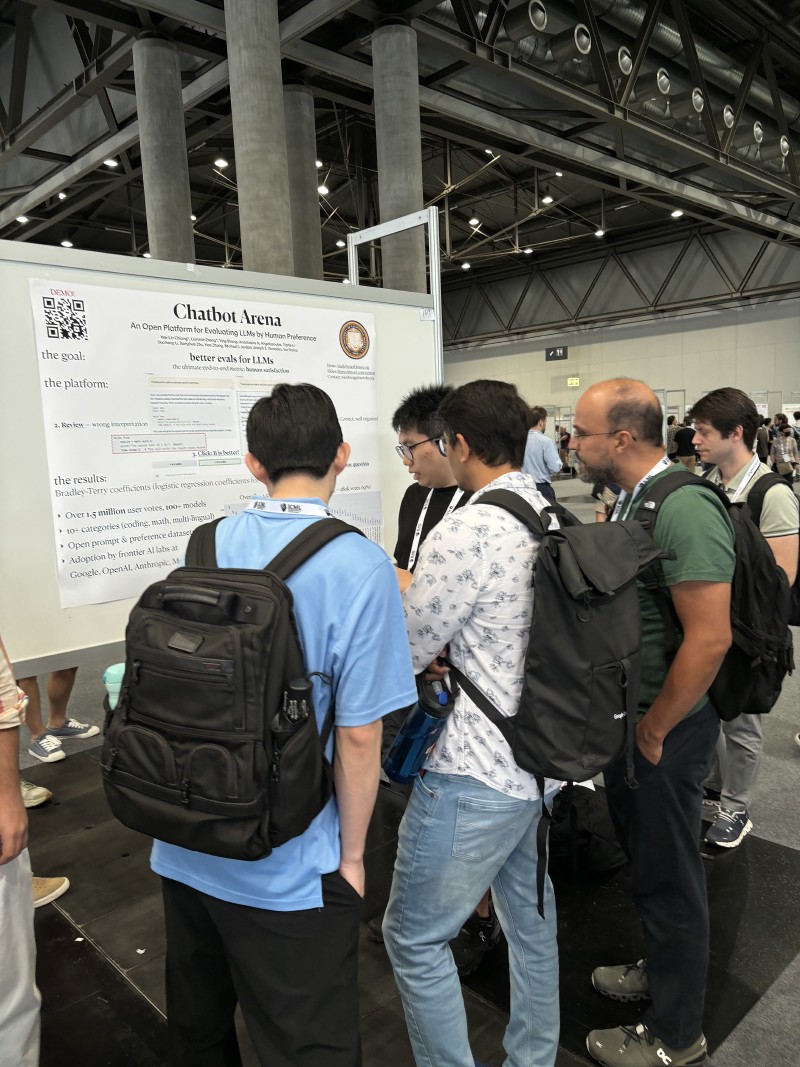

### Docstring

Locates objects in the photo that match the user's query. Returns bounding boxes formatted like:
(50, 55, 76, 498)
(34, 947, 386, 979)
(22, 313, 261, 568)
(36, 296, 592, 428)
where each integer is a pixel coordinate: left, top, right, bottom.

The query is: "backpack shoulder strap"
(267, 518, 363, 582)
(446, 664, 514, 746)
(185, 517, 225, 568)
(743, 472, 787, 527)
(476, 488, 550, 535)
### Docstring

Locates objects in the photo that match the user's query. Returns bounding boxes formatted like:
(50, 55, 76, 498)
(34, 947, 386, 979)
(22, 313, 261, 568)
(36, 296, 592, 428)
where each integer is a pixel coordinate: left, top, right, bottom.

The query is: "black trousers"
(603, 701, 719, 1049)
(535, 481, 556, 503)
(161, 872, 363, 1067)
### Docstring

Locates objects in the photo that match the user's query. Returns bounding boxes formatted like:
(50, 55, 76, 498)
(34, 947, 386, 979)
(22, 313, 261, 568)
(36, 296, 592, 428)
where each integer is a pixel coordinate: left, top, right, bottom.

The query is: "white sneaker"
(20, 780, 53, 808)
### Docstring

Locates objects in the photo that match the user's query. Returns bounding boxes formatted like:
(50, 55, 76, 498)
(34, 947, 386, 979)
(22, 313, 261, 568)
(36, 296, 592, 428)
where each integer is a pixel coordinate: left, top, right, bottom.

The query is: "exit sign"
(546, 346, 568, 361)
(567, 377, 581, 388)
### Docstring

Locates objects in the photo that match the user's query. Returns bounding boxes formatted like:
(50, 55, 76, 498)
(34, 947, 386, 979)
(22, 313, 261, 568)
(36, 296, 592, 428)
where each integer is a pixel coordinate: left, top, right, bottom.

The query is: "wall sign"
(546, 345, 568, 361)
(567, 377, 581, 388)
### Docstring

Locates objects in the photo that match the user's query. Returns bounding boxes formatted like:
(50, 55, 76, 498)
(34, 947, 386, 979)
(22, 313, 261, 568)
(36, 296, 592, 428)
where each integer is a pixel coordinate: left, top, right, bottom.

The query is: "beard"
(577, 459, 619, 486)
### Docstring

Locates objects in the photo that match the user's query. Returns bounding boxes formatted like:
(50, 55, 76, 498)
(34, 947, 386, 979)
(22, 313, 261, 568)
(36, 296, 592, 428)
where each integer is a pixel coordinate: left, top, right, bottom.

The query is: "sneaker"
(704, 807, 752, 849)
(20, 780, 53, 808)
(367, 914, 385, 944)
(450, 901, 503, 977)
(28, 734, 65, 763)
(46, 718, 100, 739)
(587, 1022, 707, 1066)
(32, 876, 70, 909)
(700, 787, 721, 819)
(794, 732, 800, 749)
(592, 960, 650, 1002)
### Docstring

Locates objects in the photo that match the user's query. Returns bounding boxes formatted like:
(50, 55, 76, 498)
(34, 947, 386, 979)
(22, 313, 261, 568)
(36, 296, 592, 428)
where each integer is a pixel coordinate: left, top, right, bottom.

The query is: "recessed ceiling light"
(318, 184, 329, 195)
(542, 193, 554, 205)
(190, 214, 197, 221)
(316, 160, 323, 168)
(485, 148, 494, 155)
(214, 157, 228, 168)
(16, 215, 28, 224)
(468, 216, 480, 226)
(462, 262, 471, 270)
(555, 170, 563, 177)
(143, 252, 151, 258)
(58, 192, 67, 200)
(524, 247, 533, 254)
(594, 227, 606, 237)
(671, 209, 684, 218)
(103, 158, 118, 168)
(342, 278, 350, 284)
(336, 239, 346, 248)
(60, 240, 73, 248)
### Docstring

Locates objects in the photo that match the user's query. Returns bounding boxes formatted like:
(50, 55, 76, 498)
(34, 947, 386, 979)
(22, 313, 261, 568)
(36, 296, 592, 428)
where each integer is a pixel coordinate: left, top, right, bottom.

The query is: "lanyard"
(246, 498, 333, 518)
(408, 487, 464, 570)
(611, 457, 673, 522)
(711, 453, 761, 503)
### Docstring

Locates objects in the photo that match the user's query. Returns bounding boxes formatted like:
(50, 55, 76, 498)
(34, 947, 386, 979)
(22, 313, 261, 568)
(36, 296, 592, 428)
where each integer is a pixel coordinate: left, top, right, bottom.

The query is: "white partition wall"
(0, 242, 437, 672)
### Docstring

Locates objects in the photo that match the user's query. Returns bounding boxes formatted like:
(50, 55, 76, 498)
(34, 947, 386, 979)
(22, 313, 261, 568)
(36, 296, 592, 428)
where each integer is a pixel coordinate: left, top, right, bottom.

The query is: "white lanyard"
(408, 487, 464, 570)
(246, 498, 333, 518)
(611, 457, 673, 522)
(715, 453, 761, 504)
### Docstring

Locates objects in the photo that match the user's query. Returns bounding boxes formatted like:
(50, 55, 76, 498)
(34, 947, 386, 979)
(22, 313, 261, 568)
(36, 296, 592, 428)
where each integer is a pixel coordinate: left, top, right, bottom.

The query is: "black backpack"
(744, 472, 800, 627)
(634, 470, 794, 721)
(102, 517, 360, 860)
(548, 785, 627, 879)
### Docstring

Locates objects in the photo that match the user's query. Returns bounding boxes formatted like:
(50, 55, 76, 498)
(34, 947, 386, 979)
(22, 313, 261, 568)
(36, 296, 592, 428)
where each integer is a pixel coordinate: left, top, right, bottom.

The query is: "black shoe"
(450, 902, 503, 976)
(367, 914, 385, 944)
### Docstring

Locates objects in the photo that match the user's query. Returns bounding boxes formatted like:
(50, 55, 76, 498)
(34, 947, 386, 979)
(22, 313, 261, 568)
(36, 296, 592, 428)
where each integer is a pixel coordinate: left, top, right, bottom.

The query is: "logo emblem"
(656, 1049, 672, 1065)
(339, 320, 369, 360)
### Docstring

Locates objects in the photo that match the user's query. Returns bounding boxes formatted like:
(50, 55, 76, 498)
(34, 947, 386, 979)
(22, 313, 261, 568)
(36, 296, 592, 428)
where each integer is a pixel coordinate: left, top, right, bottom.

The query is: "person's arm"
(545, 436, 562, 475)
(636, 580, 731, 764)
(767, 536, 799, 585)
(334, 720, 383, 896)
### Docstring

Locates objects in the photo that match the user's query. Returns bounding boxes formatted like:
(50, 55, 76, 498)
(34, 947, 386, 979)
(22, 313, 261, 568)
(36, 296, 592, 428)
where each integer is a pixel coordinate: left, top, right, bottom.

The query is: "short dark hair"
(392, 385, 452, 436)
(530, 405, 548, 426)
(246, 383, 342, 483)
(667, 415, 676, 426)
(605, 380, 663, 448)
(688, 387, 759, 449)
(794, 411, 800, 420)
(439, 380, 529, 467)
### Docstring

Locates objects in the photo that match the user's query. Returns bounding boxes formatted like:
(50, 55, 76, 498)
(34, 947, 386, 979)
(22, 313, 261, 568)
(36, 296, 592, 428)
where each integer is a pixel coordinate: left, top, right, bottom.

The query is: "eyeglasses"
(570, 429, 637, 441)
(395, 436, 440, 461)
(436, 438, 448, 457)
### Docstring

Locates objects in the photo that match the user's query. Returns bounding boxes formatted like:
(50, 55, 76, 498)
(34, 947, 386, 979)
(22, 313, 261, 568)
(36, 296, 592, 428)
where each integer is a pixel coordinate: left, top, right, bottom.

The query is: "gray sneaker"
(21, 780, 53, 808)
(700, 787, 721, 819)
(592, 959, 650, 1002)
(28, 734, 65, 763)
(704, 807, 752, 848)
(46, 718, 100, 739)
(587, 1023, 707, 1067)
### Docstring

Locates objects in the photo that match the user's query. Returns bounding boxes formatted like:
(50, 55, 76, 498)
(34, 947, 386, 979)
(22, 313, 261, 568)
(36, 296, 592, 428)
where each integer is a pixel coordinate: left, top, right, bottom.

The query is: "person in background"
(770, 423, 799, 487)
(0, 634, 42, 1067)
(690, 388, 799, 849)
(521, 405, 562, 503)
(666, 415, 678, 462)
(560, 425, 571, 470)
(755, 417, 770, 464)
(793, 411, 800, 439)
(17, 668, 96, 765)
(673, 419, 697, 472)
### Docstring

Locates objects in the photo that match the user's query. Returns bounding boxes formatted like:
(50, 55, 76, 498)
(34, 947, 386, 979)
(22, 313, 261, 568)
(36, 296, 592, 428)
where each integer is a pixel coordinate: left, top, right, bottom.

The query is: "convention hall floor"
(20, 487, 800, 1067)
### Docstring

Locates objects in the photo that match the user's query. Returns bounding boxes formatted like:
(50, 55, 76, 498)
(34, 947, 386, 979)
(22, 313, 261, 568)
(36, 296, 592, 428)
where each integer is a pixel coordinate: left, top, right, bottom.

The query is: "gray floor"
(20, 477, 800, 1067)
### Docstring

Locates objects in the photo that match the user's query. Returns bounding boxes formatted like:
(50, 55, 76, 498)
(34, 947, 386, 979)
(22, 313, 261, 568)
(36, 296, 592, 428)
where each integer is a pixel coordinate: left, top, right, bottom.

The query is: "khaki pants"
(677, 454, 696, 473)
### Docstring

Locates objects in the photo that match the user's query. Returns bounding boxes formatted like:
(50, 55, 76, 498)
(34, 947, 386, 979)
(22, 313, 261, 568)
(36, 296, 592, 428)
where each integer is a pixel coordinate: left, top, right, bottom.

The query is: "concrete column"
(372, 23, 426, 293)
(226, 0, 294, 276)
(284, 85, 323, 280)
(132, 34, 195, 263)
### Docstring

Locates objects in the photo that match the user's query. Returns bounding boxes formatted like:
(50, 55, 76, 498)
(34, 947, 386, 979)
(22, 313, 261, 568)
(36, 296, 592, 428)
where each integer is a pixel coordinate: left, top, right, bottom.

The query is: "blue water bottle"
(103, 663, 126, 711)
(383, 678, 455, 784)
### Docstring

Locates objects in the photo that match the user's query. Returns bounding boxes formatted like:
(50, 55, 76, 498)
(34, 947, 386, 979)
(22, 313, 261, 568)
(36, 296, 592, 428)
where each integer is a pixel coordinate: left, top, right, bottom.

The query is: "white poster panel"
(29, 280, 382, 608)
(755, 403, 769, 419)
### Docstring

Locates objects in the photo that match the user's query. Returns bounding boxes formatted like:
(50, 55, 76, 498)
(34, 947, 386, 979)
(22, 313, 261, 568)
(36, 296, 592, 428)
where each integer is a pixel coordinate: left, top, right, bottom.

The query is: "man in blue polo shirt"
(151, 383, 417, 1067)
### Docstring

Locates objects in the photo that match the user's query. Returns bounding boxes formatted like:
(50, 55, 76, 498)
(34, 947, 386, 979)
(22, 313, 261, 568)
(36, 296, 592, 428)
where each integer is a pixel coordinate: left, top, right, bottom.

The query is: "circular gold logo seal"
(339, 320, 370, 360)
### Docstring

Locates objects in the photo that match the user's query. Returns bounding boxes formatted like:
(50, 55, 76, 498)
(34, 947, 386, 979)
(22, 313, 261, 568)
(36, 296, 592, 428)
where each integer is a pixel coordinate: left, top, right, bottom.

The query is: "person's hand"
(394, 566, 413, 593)
(339, 858, 365, 897)
(635, 718, 664, 766)
(0, 793, 29, 865)
(423, 651, 450, 682)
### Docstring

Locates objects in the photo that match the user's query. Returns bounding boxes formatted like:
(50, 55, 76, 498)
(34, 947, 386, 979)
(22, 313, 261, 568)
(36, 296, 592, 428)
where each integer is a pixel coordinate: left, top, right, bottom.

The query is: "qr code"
(43, 296, 88, 340)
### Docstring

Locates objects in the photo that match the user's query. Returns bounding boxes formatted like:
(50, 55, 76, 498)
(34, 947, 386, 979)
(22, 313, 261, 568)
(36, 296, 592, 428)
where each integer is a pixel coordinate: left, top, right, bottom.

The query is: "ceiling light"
(336, 239, 346, 248)
(58, 191, 67, 200)
(524, 247, 533, 254)
(318, 184, 329, 195)
(16, 215, 28, 224)
(342, 278, 350, 284)
(485, 148, 494, 156)
(190, 214, 197, 221)
(103, 158, 118, 168)
(316, 160, 323, 168)
(542, 192, 554, 205)
(143, 252, 151, 258)
(670, 209, 684, 218)
(468, 215, 480, 226)
(462, 262, 471, 270)
(555, 170, 563, 177)
(214, 157, 228, 168)
(60, 240, 73, 248)
(594, 227, 606, 238)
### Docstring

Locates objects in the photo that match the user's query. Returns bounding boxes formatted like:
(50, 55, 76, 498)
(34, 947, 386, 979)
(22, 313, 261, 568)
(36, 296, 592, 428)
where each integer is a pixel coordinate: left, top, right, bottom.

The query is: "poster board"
(0, 243, 437, 673)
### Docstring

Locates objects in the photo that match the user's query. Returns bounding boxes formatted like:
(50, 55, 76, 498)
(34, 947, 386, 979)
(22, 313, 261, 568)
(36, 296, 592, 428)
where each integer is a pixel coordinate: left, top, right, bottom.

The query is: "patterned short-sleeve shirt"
(403, 470, 563, 801)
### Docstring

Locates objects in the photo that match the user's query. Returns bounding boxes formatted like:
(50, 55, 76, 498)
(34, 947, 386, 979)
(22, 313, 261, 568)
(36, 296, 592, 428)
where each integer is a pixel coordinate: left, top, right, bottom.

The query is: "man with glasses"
(571, 379, 734, 1067)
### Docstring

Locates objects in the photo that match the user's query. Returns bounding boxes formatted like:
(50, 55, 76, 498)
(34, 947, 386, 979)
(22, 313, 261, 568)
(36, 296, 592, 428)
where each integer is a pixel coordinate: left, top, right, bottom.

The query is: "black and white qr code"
(42, 296, 88, 340)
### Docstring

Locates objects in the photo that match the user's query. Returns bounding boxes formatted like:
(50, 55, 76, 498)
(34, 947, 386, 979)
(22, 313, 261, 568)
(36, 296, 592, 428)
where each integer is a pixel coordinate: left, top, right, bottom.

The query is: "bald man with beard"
(570, 379, 734, 1067)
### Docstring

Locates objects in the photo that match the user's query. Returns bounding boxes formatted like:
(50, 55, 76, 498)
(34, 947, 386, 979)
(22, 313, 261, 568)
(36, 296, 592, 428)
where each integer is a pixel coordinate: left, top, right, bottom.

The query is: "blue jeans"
(383, 773, 559, 1067)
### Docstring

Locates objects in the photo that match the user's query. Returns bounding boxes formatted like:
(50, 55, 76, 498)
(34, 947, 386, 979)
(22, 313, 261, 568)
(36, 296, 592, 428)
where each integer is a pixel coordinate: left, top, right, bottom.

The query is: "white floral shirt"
(403, 470, 563, 801)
